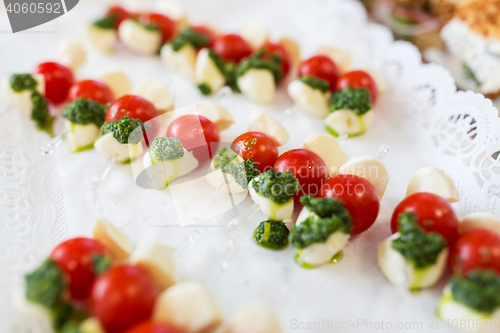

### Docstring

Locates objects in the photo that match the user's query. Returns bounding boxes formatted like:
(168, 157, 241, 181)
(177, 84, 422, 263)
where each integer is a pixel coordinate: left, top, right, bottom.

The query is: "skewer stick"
(194, 183, 229, 222)
(91, 154, 118, 183)
(39, 128, 69, 155)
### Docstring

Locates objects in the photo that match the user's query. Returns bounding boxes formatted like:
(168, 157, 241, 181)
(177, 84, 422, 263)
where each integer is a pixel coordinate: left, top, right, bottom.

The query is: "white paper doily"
(1, 0, 500, 333)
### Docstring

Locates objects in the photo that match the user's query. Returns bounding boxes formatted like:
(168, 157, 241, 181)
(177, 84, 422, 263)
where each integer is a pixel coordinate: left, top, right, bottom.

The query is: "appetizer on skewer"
(143, 136, 199, 190)
(406, 167, 459, 203)
(289, 196, 353, 268)
(87, 5, 130, 53)
(379, 192, 459, 290)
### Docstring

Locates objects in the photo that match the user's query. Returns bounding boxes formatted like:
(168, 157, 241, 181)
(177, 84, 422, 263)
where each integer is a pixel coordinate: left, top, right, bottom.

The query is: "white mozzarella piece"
(406, 167, 459, 203)
(118, 19, 162, 55)
(459, 212, 500, 237)
(295, 206, 350, 266)
(278, 37, 301, 67)
(153, 281, 223, 333)
(92, 218, 133, 261)
(64, 120, 100, 152)
(94, 132, 143, 163)
(206, 169, 247, 195)
(57, 40, 86, 72)
(79, 318, 105, 333)
(324, 109, 374, 136)
(161, 43, 197, 79)
(248, 110, 289, 146)
(155, 0, 186, 22)
(195, 48, 226, 94)
(86, 24, 117, 53)
(248, 180, 294, 221)
(187, 101, 234, 131)
(99, 71, 132, 98)
(2, 74, 45, 118)
(316, 46, 352, 73)
(437, 285, 500, 332)
(237, 69, 276, 104)
(143, 148, 199, 190)
(377, 233, 448, 290)
(239, 21, 269, 49)
(226, 304, 281, 333)
(130, 240, 178, 290)
(133, 79, 174, 114)
(301, 134, 348, 178)
(287, 80, 330, 118)
(339, 154, 389, 198)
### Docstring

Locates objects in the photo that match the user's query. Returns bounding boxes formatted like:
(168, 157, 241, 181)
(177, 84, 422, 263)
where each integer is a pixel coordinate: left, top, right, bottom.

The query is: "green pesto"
(450, 270, 500, 314)
(10, 73, 37, 92)
(288, 196, 352, 249)
(392, 211, 447, 269)
(213, 147, 260, 189)
(72, 142, 95, 153)
(148, 137, 184, 163)
(171, 27, 211, 52)
(251, 169, 299, 204)
(197, 83, 212, 95)
(253, 219, 289, 250)
(299, 76, 329, 93)
(294, 250, 344, 269)
(92, 14, 117, 29)
(62, 98, 106, 127)
(25, 259, 65, 308)
(208, 50, 240, 92)
(91, 254, 112, 275)
(131, 19, 159, 32)
(235, 49, 283, 85)
(100, 116, 144, 144)
(330, 86, 372, 115)
(31, 91, 54, 135)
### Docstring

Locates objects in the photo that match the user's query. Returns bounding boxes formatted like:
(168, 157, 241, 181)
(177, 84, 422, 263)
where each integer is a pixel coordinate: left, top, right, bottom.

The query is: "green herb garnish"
(330, 86, 372, 115)
(62, 98, 106, 127)
(451, 270, 500, 314)
(299, 76, 329, 93)
(148, 137, 184, 162)
(171, 27, 210, 52)
(252, 169, 299, 205)
(100, 116, 144, 144)
(10, 73, 38, 92)
(212, 147, 260, 189)
(253, 219, 289, 250)
(235, 49, 283, 85)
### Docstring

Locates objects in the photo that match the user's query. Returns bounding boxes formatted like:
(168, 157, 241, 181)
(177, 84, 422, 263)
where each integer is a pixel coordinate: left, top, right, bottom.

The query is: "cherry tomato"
(390, 192, 459, 245)
(298, 55, 339, 91)
(449, 229, 500, 276)
(262, 42, 291, 77)
(191, 25, 217, 48)
(336, 70, 378, 103)
(166, 115, 220, 163)
(274, 149, 328, 202)
(106, 5, 131, 29)
(320, 174, 380, 235)
(68, 80, 114, 105)
(91, 265, 160, 333)
(106, 95, 160, 141)
(138, 13, 176, 42)
(232, 132, 279, 173)
(49, 237, 110, 301)
(213, 34, 253, 63)
(124, 321, 182, 333)
(34, 62, 74, 104)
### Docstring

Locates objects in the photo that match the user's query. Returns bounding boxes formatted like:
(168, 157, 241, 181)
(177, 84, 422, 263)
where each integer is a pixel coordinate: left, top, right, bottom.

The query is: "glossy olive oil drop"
(294, 250, 343, 269)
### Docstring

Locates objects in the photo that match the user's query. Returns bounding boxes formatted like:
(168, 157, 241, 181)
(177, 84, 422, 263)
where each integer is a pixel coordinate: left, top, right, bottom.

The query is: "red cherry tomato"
(320, 174, 380, 235)
(34, 62, 74, 104)
(298, 55, 339, 91)
(91, 265, 160, 333)
(106, 5, 131, 28)
(68, 80, 114, 105)
(49, 237, 110, 301)
(336, 70, 378, 103)
(106, 95, 160, 141)
(274, 149, 329, 202)
(390, 192, 459, 245)
(449, 229, 500, 276)
(213, 34, 253, 63)
(138, 13, 176, 42)
(232, 132, 279, 173)
(166, 115, 220, 163)
(124, 321, 182, 333)
(262, 42, 291, 77)
(191, 25, 217, 48)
